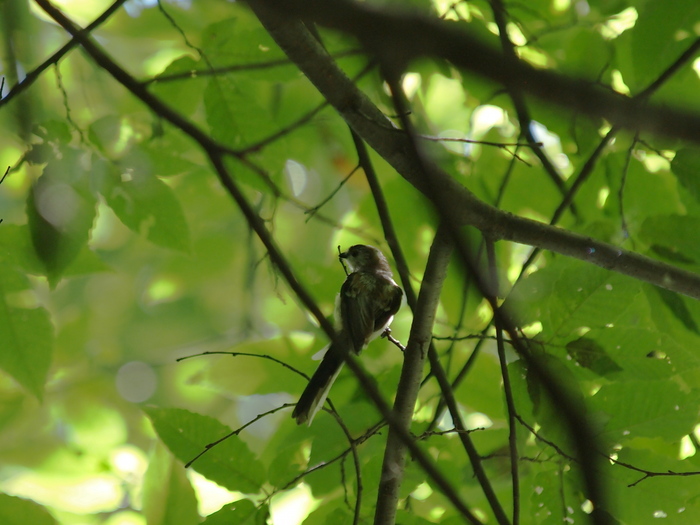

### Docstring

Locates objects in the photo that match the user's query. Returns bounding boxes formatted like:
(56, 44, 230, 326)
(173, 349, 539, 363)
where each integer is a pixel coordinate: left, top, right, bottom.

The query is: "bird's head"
(339, 245, 392, 273)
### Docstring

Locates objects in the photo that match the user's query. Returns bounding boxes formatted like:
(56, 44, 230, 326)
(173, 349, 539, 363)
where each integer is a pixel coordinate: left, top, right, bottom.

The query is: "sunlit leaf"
(26, 149, 97, 286)
(94, 160, 190, 252)
(0, 493, 57, 525)
(0, 261, 53, 400)
(202, 499, 268, 525)
(142, 442, 199, 525)
(591, 380, 700, 441)
(144, 406, 265, 493)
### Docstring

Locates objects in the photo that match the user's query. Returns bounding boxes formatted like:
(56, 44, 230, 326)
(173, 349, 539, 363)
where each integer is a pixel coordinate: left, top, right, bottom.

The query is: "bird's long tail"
(292, 346, 345, 426)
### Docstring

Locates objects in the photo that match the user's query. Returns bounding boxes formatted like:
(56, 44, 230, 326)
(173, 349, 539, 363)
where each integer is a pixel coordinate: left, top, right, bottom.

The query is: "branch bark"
(374, 226, 460, 525)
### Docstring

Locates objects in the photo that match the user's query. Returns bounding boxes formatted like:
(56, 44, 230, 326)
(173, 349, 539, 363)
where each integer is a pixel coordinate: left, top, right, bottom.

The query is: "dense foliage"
(2, 0, 700, 524)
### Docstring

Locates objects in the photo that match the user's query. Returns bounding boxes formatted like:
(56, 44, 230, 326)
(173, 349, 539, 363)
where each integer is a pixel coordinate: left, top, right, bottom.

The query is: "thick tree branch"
(259, 0, 700, 143)
(247, 0, 700, 301)
(374, 227, 475, 524)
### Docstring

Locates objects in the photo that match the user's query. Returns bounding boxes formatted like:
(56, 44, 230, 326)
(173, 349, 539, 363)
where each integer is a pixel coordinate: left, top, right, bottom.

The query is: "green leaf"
(33, 119, 72, 144)
(200, 15, 289, 74)
(566, 337, 623, 376)
(672, 148, 700, 203)
(26, 149, 97, 286)
(143, 406, 265, 493)
(94, 160, 190, 252)
(142, 442, 200, 525)
(630, 0, 700, 90)
(550, 263, 641, 337)
(128, 144, 201, 178)
(590, 380, 700, 441)
(610, 448, 700, 523)
(0, 225, 44, 275)
(202, 499, 268, 525)
(653, 287, 700, 334)
(530, 466, 588, 525)
(508, 258, 641, 339)
(24, 143, 54, 165)
(640, 215, 700, 265)
(88, 115, 126, 158)
(0, 261, 53, 400)
(586, 0, 629, 16)
(0, 493, 57, 525)
(204, 75, 276, 148)
(583, 326, 679, 381)
(151, 55, 207, 117)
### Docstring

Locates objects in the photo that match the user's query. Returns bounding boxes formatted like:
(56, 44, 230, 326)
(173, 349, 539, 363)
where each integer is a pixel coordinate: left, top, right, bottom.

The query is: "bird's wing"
(340, 272, 376, 354)
(373, 282, 403, 333)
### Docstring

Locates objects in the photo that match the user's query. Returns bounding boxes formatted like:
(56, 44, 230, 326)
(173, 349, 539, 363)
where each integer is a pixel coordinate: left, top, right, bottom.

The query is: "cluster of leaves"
(2, 0, 700, 524)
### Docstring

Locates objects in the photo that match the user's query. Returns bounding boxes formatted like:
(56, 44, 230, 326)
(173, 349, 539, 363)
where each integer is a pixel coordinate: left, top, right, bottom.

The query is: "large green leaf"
(94, 159, 190, 252)
(150, 55, 208, 117)
(202, 499, 268, 525)
(609, 448, 700, 524)
(590, 380, 700, 442)
(641, 216, 700, 267)
(0, 261, 53, 400)
(629, 0, 700, 90)
(26, 149, 97, 286)
(142, 442, 200, 525)
(671, 148, 700, 204)
(507, 257, 642, 340)
(0, 493, 57, 525)
(143, 406, 265, 493)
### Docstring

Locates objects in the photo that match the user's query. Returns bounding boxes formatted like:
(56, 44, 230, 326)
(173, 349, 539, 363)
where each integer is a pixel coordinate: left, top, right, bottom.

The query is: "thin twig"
(487, 237, 520, 525)
(185, 404, 293, 467)
(305, 164, 361, 219)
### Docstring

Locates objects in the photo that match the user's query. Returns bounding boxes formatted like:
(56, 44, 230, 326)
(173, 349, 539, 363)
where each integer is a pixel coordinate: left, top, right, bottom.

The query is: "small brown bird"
(292, 245, 403, 425)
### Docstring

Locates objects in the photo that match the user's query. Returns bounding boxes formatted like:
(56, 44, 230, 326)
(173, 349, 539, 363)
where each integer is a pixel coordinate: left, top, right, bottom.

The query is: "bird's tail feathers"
(292, 346, 345, 426)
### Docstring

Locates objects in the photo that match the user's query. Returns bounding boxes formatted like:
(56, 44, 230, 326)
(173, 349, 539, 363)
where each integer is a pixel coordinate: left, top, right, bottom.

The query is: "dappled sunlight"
(4, 0, 700, 523)
(599, 7, 638, 39)
(270, 483, 319, 525)
(2, 471, 125, 514)
(189, 470, 240, 516)
(529, 121, 571, 176)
